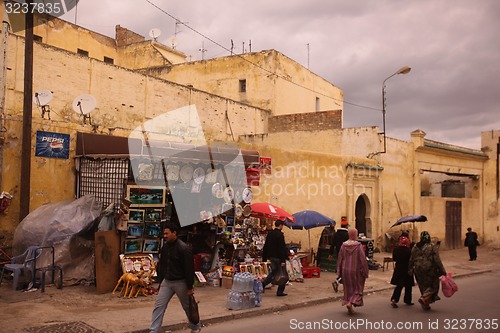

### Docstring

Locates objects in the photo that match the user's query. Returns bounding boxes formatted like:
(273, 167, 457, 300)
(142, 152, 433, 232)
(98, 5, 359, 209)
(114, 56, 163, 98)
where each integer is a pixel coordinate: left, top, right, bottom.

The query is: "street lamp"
(381, 66, 411, 153)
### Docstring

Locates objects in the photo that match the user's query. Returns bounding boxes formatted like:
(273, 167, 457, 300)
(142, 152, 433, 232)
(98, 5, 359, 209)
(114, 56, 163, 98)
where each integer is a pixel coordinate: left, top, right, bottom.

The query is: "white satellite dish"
(149, 28, 162, 41)
(72, 94, 96, 124)
(33, 89, 53, 106)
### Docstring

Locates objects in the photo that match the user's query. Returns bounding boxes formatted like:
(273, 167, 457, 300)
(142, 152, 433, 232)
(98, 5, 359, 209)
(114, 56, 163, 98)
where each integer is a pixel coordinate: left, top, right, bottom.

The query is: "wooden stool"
(383, 257, 394, 272)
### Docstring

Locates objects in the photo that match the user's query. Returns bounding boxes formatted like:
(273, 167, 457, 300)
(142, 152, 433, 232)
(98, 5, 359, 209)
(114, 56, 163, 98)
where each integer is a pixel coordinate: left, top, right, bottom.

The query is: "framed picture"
(124, 239, 143, 254)
(128, 209, 145, 222)
(143, 239, 160, 253)
(127, 223, 143, 238)
(127, 185, 166, 207)
(145, 208, 162, 222)
(144, 224, 162, 238)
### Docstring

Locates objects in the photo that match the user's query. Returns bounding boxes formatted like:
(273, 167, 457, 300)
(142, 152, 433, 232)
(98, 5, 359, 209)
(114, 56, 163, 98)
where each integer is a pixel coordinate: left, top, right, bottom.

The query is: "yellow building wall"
(0, 32, 268, 240)
(149, 50, 344, 116)
(480, 130, 500, 247)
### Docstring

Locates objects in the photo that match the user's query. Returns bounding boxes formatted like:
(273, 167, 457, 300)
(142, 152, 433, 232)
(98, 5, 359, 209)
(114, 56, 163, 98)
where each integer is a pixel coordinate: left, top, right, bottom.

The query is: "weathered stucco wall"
(0, 33, 268, 240)
(151, 50, 344, 117)
(481, 130, 500, 247)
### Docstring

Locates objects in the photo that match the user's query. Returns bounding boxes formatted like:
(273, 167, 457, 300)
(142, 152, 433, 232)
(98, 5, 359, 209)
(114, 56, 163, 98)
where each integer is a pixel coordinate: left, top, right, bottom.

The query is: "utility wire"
(144, 0, 380, 112)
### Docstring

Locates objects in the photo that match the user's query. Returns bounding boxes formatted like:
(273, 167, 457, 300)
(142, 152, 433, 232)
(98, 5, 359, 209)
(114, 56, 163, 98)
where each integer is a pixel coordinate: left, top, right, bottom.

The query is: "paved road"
(185, 272, 500, 333)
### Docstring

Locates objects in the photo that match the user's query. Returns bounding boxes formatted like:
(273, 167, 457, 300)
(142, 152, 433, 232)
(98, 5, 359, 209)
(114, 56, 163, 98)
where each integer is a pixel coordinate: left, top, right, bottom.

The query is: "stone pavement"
(0, 247, 498, 333)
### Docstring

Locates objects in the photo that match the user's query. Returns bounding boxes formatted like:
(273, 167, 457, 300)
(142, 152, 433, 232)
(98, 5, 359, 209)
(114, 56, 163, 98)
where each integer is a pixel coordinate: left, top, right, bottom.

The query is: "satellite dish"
(149, 28, 162, 41)
(72, 94, 96, 124)
(33, 89, 53, 106)
(72, 94, 96, 115)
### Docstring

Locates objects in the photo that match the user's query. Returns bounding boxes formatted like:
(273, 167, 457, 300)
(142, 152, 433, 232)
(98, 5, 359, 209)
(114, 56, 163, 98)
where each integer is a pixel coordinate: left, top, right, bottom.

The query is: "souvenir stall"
(75, 132, 262, 294)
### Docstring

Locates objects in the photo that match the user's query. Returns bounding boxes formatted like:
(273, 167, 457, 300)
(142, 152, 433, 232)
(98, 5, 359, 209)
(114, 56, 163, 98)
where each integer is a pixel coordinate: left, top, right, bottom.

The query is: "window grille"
(77, 157, 130, 212)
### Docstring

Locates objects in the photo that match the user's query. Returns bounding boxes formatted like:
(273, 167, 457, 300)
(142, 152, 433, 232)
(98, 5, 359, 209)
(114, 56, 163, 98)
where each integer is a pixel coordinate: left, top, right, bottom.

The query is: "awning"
(75, 132, 260, 166)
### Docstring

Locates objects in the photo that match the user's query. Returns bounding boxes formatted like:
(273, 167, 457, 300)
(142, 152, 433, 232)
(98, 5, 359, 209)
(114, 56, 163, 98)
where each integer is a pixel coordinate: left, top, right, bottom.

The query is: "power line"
(143, 0, 379, 112)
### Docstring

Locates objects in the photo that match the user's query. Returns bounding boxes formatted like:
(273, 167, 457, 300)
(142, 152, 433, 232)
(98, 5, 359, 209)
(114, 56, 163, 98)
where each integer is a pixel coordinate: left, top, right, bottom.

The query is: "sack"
(440, 272, 458, 297)
(187, 294, 200, 324)
(271, 265, 289, 285)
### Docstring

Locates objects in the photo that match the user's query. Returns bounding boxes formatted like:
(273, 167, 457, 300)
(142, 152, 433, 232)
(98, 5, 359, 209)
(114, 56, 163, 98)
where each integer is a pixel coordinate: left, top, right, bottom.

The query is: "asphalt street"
(184, 271, 500, 333)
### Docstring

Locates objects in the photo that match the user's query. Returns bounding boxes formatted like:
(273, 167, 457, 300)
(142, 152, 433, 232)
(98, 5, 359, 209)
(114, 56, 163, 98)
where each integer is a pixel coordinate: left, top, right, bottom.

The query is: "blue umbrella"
(285, 210, 336, 251)
(286, 210, 336, 230)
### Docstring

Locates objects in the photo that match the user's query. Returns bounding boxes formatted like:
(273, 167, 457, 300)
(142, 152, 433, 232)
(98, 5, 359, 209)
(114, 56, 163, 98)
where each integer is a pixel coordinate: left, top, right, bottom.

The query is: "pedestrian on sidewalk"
(464, 227, 479, 261)
(390, 236, 414, 308)
(408, 231, 447, 311)
(149, 222, 201, 333)
(261, 220, 289, 296)
(337, 228, 369, 315)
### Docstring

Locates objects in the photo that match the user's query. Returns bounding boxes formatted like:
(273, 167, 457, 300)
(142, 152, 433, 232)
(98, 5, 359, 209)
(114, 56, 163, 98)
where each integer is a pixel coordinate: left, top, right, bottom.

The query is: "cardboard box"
(221, 276, 233, 289)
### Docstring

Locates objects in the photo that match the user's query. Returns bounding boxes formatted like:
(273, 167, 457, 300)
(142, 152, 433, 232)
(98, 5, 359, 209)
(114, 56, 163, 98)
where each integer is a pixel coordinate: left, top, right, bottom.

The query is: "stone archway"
(355, 194, 372, 237)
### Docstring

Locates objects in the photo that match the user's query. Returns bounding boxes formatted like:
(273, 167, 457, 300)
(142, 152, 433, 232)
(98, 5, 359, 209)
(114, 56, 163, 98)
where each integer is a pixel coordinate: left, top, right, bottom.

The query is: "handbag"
(440, 272, 458, 297)
(271, 265, 289, 285)
(187, 294, 200, 324)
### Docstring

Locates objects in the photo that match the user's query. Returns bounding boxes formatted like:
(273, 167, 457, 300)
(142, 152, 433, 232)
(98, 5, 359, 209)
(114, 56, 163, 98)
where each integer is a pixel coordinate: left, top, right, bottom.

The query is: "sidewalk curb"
(138, 269, 492, 333)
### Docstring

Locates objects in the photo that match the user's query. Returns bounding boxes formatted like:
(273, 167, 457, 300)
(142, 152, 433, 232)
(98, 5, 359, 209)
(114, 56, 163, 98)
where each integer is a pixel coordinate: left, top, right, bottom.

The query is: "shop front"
(76, 132, 271, 295)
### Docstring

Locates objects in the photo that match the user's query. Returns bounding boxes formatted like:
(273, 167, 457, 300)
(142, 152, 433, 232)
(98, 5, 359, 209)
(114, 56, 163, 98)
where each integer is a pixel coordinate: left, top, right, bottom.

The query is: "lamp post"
(381, 66, 411, 153)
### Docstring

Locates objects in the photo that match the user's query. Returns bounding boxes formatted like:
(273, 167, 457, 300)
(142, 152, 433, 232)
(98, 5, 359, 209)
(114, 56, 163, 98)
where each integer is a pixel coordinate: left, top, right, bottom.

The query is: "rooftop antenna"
(242, 41, 245, 54)
(199, 41, 207, 60)
(72, 94, 96, 125)
(33, 89, 53, 120)
(173, 20, 188, 49)
(249, 40, 252, 52)
(149, 28, 162, 42)
(230, 39, 234, 55)
(307, 43, 310, 69)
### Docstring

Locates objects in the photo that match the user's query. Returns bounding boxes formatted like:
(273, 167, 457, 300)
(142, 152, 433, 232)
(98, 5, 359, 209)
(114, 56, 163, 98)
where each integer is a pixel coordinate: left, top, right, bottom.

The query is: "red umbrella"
(250, 202, 295, 222)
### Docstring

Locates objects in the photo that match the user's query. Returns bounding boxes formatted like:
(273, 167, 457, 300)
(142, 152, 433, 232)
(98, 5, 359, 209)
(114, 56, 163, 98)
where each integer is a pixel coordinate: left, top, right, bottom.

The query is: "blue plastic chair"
(0, 246, 41, 290)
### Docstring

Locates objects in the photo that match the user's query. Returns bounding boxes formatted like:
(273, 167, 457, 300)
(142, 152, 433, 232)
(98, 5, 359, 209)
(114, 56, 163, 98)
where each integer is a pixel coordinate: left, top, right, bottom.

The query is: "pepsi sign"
(35, 131, 70, 159)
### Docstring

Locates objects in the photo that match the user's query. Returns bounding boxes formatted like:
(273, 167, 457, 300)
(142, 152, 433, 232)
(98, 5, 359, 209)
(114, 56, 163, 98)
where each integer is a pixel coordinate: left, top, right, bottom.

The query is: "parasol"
(285, 210, 335, 251)
(250, 202, 295, 222)
(391, 215, 427, 228)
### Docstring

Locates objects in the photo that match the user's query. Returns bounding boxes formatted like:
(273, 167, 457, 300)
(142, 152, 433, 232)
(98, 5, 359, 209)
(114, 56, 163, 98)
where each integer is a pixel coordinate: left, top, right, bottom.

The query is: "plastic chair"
(0, 246, 41, 290)
(34, 246, 63, 292)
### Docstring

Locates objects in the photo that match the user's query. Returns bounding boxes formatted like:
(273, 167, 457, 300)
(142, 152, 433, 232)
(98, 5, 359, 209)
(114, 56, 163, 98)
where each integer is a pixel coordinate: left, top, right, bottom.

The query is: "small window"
(33, 35, 43, 42)
(77, 48, 89, 57)
(104, 56, 114, 64)
(239, 79, 246, 93)
(315, 97, 320, 111)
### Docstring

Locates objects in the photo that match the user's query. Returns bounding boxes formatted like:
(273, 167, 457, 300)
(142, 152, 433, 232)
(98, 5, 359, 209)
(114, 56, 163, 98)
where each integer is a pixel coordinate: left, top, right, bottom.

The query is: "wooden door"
(445, 201, 462, 249)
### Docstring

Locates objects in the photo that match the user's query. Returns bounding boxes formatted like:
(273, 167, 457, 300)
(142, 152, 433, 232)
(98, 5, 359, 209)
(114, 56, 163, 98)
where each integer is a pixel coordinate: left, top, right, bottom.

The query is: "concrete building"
(1, 7, 498, 252)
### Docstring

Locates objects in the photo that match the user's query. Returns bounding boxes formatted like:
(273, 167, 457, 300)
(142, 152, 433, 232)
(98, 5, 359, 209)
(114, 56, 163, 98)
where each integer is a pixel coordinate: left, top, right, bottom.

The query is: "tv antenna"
(33, 89, 53, 119)
(149, 28, 162, 42)
(199, 41, 207, 60)
(72, 94, 96, 125)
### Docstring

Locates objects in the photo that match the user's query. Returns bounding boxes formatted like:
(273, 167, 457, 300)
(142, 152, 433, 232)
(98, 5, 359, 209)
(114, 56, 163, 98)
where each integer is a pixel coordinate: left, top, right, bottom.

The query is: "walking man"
(149, 222, 201, 333)
(261, 220, 289, 296)
(464, 227, 479, 261)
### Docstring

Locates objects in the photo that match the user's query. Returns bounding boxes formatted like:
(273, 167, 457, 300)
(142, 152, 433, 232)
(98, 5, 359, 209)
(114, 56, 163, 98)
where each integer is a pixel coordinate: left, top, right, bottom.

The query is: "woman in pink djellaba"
(336, 228, 369, 314)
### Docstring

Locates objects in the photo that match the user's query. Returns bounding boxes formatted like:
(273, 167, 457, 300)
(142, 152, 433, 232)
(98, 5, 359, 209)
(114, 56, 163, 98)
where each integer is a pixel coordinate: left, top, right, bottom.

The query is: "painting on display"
(127, 185, 166, 207)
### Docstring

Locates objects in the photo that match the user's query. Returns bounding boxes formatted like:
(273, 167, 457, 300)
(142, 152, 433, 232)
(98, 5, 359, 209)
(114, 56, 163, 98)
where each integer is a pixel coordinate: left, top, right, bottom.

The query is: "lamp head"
(396, 66, 411, 75)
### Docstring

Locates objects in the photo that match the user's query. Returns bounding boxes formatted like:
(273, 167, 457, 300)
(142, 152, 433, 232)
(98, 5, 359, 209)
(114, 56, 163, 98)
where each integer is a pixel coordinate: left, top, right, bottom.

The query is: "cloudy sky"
(61, 0, 500, 149)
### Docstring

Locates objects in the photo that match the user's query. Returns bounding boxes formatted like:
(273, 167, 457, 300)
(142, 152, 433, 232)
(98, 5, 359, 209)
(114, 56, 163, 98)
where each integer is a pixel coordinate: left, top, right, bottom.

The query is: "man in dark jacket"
(261, 220, 289, 296)
(464, 227, 479, 261)
(149, 223, 201, 333)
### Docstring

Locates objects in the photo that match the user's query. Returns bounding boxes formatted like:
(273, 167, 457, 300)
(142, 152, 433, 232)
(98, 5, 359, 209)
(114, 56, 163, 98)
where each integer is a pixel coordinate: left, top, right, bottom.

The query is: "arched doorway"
(355, 194, 372, 237)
